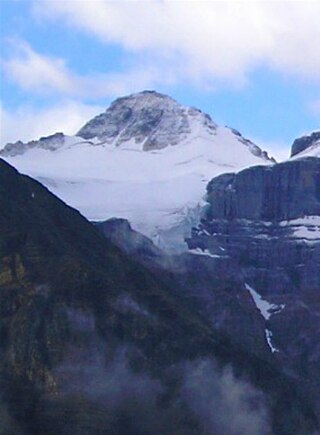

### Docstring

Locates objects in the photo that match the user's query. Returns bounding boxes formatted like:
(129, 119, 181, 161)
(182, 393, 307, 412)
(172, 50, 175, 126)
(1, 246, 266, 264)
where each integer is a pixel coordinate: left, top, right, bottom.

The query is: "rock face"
(291, 131, 320, 157)
(0, 132, 69, 157)
(206, 157, 320, 221)
(94, 218, 166, 267)
(186, 156, 320, 411)
(95, 219, 273, 360)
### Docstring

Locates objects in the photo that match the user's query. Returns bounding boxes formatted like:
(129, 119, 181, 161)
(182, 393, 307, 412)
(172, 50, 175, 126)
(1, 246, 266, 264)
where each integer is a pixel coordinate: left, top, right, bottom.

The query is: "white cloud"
(31, 0, 320, 85)
(2, 39, 75, 94)
(0, 101, 105, 145)
(2, 40, 172, 98)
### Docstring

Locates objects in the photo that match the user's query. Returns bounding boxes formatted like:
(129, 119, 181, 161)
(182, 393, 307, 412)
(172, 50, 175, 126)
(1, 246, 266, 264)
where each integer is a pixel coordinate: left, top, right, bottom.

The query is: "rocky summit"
(76, 90, 269, 157)
(77, 90, 218, 150)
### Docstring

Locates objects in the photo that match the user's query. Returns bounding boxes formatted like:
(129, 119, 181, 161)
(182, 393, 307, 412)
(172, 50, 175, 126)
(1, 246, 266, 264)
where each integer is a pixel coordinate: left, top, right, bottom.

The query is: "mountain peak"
(111, 89, 176, 105)
(108, 90, 178, 114)
(77, 89, 217, 150)
(1, 90, 272, 161)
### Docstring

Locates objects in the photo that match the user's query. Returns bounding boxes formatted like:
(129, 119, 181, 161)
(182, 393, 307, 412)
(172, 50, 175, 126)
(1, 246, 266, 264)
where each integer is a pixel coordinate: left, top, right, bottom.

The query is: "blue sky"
(1, 0, 320, 160)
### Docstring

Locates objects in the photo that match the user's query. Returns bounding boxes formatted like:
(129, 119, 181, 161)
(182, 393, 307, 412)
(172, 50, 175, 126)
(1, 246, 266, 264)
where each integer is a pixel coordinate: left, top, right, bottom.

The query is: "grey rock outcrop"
(206, 157, 320, 221)
(77, 90, 217, 150)
(1, 132, 68, 157)
(94, 218, 167, 268)
(291, 131, 320, 157)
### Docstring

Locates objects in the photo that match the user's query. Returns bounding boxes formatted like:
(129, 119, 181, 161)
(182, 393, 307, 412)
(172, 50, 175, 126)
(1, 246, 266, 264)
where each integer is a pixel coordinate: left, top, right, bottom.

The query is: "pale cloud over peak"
(0, 101, 105, 145)
(32, 0, 320, 85)
(2, 40, 173, 99)
(2, 39, 75, 94)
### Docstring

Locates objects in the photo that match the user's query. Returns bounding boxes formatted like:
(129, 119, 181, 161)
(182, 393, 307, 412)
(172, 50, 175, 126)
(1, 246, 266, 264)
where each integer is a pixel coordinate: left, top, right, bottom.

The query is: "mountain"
(0, 91, 274, 251)
(186, 155, 320, 414)
(0, 157, 318, 435)
(291, 131, 320, 157)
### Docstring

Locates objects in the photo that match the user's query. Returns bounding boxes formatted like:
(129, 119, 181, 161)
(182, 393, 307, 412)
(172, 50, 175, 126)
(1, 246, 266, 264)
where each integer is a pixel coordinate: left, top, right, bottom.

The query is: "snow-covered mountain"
(290, 131, 320, 158)
(0, 91, 274, 250)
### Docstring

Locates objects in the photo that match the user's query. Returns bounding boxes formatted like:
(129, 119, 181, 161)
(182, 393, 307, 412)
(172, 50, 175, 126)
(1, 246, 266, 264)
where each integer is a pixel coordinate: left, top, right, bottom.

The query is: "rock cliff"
(186, 156, 320, 412)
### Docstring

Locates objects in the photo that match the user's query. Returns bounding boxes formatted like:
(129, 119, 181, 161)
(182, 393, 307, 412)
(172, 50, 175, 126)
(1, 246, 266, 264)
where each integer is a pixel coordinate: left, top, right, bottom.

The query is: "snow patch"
(265, 329, 279, 353)
(293, 225, 320, 241)
(279, 216, 320, 242)
(245, 284, 285, 321)
(188, 248, 222, 258)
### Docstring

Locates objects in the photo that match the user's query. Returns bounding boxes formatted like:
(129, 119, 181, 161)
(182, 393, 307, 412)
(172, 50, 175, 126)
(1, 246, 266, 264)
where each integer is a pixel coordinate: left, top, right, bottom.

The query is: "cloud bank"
(0, 101, 104, 145)
(32, 0, 320, 86)
(2, 40, 170, 99)
(48, 343, 271, 435)
(2, 1, 319, 147)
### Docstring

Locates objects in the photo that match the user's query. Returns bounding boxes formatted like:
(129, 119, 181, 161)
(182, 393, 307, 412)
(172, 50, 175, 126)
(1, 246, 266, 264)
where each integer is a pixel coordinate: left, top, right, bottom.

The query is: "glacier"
(0, 91, 274, 251)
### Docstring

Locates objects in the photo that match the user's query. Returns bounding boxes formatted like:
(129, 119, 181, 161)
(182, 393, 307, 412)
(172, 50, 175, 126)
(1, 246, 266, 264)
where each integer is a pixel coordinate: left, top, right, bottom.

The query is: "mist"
(36, 332, 272, 435)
